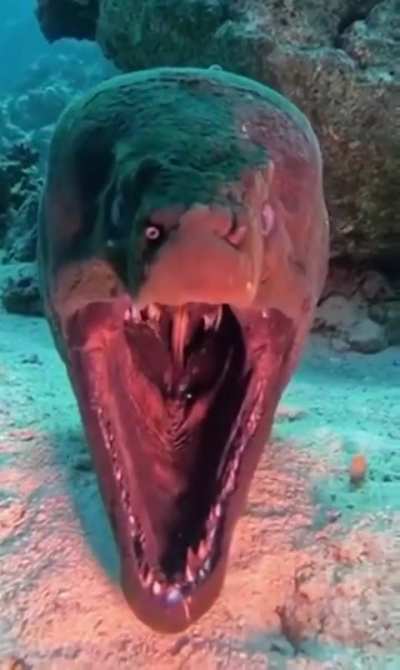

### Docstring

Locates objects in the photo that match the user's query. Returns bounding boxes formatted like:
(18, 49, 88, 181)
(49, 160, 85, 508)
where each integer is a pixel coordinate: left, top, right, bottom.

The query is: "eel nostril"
(220, 210, 247, 247)
(226, 222, 247, 247)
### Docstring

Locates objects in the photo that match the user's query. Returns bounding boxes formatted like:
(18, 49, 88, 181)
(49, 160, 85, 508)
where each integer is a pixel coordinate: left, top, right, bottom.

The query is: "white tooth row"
(220, 397, 265, 499)
(203, 307, 223, 331)
(123, 304, 223, 331)
(123, 304, 161, 324)
(140, 554, 212, 598)
(133, 501, 224, 596)
(221, 435, 248, 497)
(124, 306, 141, 323)
(95, 406, 136, 521)
(94, 406, 229, 597)
(223, 455, 240, 495)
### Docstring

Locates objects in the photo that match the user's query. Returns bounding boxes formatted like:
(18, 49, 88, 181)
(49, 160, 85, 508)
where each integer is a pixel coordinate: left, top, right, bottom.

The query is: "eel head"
(44, 167, 298, 632)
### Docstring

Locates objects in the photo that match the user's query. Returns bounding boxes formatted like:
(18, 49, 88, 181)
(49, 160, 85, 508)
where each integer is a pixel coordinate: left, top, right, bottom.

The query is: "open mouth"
(121, 302, 249, 581)
(65, 297, 294, 631)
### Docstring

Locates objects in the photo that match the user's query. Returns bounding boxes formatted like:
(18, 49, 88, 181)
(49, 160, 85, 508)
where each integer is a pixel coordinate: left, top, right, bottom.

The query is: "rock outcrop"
(0, 45, 115, 264)
(1, 262, 43, 316)
(0, 143, 41, 247)
(35, 0, 400, 267)
(313, 267, 400, 353)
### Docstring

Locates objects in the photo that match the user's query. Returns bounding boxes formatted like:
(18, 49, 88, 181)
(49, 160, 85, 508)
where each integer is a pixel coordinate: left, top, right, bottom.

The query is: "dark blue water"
(0, 1, 115, 174)
(0, 1, 108, 92)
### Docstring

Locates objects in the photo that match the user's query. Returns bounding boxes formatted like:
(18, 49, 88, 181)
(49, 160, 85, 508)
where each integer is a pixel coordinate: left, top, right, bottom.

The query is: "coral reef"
(0, 262, 42, 316)
(313, 266, 400, 353)
(35, 0, 400, 267)
(0, 143, 41, 247)
(3, 194, 40, 264)
(0, 143, 40, 209)
(0, 47, 114, 159)
(3, 2, 400, 341)
(0, 42, 116, 279)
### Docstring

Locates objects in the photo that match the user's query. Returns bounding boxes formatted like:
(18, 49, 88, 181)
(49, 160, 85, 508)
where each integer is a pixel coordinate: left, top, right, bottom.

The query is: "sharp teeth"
(172, 306, 190, 366)
(215, 503, 222, 518)
(187, 546, 198, 568)
(185, 564, 195, 582)
(147, 303, 161, 321)
(203, 307, 223, 331)
(124, 303, 162, 324)
(131, 307, 139, 322)
(198, 539, 208, 560)
(143, 567, 153, 587)
(124, 306, 141, 324)
(121, 488, 129, 505)
(203, 313, 214, 330)
(225, 467, 235, 492)
(152, 581, 162, 596)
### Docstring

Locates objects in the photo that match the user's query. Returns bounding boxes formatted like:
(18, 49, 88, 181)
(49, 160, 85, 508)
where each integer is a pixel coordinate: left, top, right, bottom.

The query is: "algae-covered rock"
(346, 317, 388, 353)
(0, 142, 40, 245)
(1, 262, 43, 316)
(0, 143, 40, 212)
(35, 0, 400, 267)
(3, 194, 39, 263)
(0, 142, 41, 249)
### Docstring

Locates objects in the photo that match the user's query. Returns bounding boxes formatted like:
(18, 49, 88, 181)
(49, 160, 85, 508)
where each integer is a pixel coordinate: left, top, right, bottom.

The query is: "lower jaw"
(121, 548, 229, 633)
(65, 303, 294, 632)
(118, 404, 278, 633)
(69, 347, 236, 633)
(73, 375, 282, 632)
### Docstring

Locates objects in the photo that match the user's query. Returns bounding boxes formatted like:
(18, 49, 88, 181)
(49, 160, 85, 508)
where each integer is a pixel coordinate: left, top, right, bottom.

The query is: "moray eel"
(38, 67, 329, 633)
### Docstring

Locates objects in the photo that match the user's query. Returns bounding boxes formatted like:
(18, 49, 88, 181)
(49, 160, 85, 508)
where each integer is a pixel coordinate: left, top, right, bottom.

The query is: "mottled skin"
(38, 67, 329, 632)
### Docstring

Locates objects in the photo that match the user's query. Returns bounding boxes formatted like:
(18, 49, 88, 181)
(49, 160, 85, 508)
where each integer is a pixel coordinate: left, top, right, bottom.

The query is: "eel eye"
(145, 224, 164, 242)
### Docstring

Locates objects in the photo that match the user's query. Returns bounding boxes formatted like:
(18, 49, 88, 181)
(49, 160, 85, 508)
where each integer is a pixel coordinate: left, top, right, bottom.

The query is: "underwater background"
(0, 1, 399, 668)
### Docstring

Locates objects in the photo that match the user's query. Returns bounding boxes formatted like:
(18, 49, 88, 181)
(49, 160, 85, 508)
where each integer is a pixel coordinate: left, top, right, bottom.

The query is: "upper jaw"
(129, 192, 268, 310)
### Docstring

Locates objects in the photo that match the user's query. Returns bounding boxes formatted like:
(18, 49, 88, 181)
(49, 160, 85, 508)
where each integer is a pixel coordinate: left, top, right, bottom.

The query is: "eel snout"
(133, 199, 265, 309)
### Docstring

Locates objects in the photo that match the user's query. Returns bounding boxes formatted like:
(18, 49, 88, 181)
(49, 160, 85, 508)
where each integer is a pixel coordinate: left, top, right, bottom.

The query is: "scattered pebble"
(349, 453, 368, 484)
(346, 318, 387, 354)
(20, 354, 42, 365)
(275, 406, 306, 422)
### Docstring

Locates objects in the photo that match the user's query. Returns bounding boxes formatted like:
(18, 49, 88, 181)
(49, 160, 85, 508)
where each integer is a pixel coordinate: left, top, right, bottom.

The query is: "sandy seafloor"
(0, 285, 399, 669)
